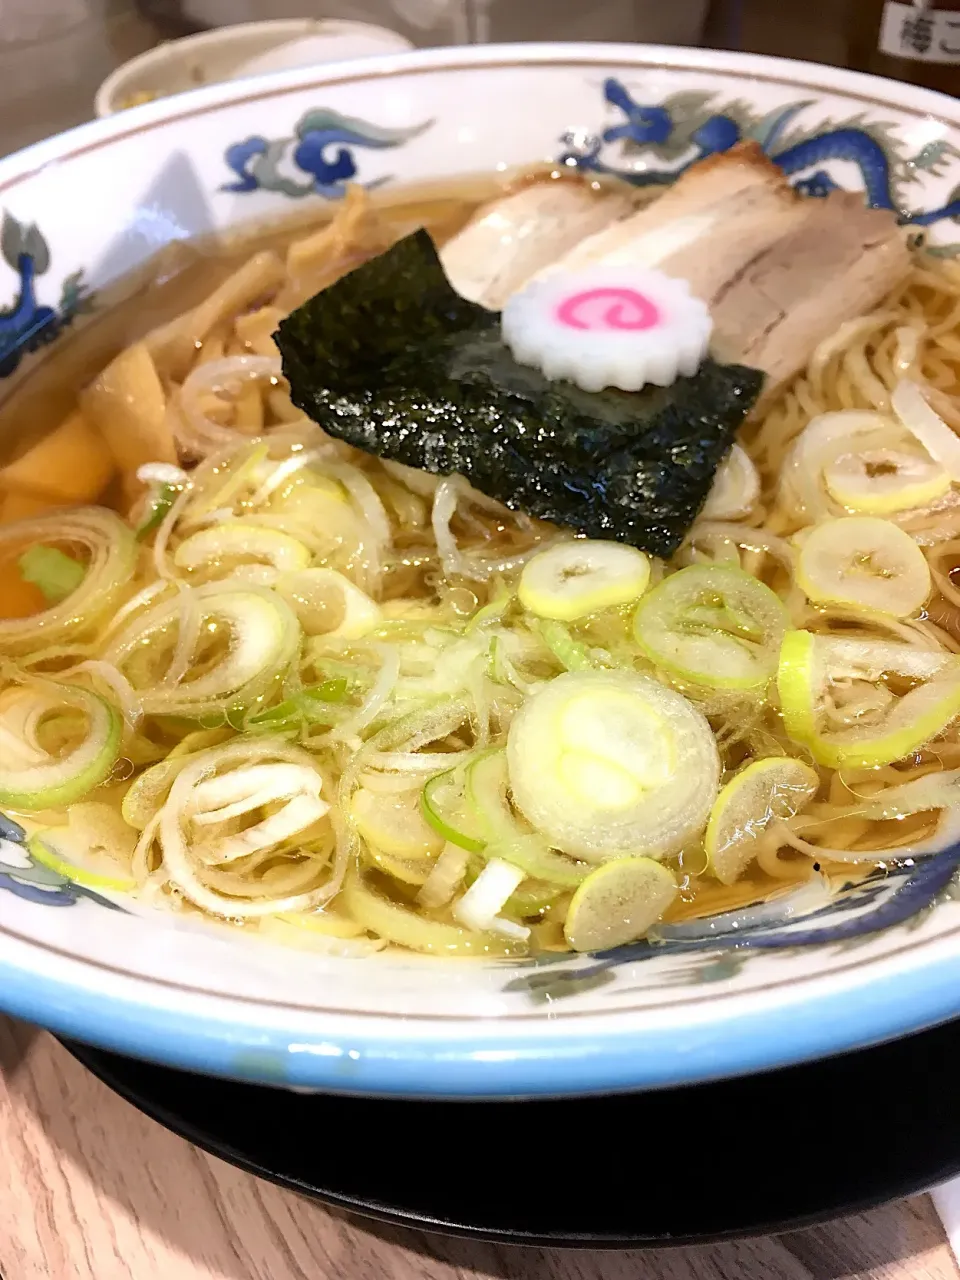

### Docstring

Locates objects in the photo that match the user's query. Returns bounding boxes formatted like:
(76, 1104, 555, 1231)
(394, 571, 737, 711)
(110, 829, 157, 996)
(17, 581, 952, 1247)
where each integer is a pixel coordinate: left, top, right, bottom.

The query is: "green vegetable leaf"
(18, 545, 86, 603)
(538, 619, 597, 672)
(135, 482, 178, 541)
(276, 230, 764, 558)
(247, 678, 350, 731)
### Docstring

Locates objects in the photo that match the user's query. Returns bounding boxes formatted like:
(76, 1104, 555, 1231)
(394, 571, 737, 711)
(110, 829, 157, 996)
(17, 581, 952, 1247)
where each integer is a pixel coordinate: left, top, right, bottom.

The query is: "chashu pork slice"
(541, 142, 910, 394)
(546, 143, 802, 284)
(439, 179, 634, 310)
(709, 191, 910, 390)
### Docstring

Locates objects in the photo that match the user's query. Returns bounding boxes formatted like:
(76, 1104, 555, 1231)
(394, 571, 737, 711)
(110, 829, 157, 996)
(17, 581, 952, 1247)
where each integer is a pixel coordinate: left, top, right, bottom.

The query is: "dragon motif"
(3, 772, 958, 992)
(3, 773, 956, 994)
(507, 843, 960, 1002)
(0, 213, 93, 379)
(560, 78, 960, 235)
(222, 107, 433, 200)
(0, 814, 124, 912)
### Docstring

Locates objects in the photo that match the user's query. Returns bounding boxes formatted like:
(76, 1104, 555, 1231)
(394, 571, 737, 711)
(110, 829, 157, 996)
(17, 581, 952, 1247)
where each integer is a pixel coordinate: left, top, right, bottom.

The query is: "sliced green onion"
(188, 760, 328, 864)
(351, 785, 444, 859)
(156, 739, 333, 917)
(452, 856, 529, 940)
(507, 670, 720, 861)
(485, 834, 591, 886)
(340, 871, 523, 955)
(633, 564, 788, 690)
(704, 757, 819, 885)
(168, 726, 235, 759)
(823, 448, 949, 515)
(795, 516, 930, 618)
(247, 678, 349, 732)
(463, 750, 587, 879)
(174, 522, 312, 578)
(0, 508, 137, 654)
(538, 619, 596, 671)
(122, 756, 191, 828)
(465, 590, 513, 633)
(107, 583, 300, 717)
(505, 878, 563, 918)
(363, 846, 434, 885)
(563, 857, 678, 952)
(701, 444, 760, 520)
(781, 410, 904, 521)
(303, 653, 376, 693)
(488, 632, 538, 693)
(136, 482, 178, 540)
(390, 632, 489, 709)
(444, 750, 593, 886)
(777, 630, 960, 768)
(463, 748, 515, 842)
(183, 441, 270, 520)
(0, 683, 121, 810)
(122, 727, 237, 828)
(421, 750, 520, 855)
(417, 842, 470, 908)
(519, 540, 651, 621)
(18, 546, 86, 604)
(892, 379, 960, 482)
(363, 696, 470, 758)
(421, 764, 486, 853)
(276, 568, 381, 639)
(28, 833, 135, 892)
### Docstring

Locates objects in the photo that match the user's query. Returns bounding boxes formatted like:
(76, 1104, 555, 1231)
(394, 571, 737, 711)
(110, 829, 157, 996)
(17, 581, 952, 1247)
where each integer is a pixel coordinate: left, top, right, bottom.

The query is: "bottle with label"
(846, 0, 960, 96)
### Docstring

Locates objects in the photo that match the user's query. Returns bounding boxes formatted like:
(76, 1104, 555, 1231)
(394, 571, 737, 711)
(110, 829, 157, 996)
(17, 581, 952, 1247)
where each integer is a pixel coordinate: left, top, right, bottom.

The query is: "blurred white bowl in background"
(94, 17, 413, 117)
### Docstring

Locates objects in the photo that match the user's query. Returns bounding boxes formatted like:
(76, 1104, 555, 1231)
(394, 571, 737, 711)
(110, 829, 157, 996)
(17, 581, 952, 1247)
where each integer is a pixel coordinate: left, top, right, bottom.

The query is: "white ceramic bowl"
(2, 44, 960, 1097)
(94, 19, 414, 118)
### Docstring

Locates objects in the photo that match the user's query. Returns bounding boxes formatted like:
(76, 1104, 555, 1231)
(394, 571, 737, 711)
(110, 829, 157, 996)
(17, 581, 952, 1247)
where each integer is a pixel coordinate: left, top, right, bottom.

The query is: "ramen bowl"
(1, 44, 960, 1097)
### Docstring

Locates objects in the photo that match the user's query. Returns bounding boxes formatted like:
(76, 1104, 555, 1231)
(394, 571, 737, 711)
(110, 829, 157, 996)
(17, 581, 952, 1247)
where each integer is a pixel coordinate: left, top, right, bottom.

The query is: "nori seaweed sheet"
(276, 231, 764, 557)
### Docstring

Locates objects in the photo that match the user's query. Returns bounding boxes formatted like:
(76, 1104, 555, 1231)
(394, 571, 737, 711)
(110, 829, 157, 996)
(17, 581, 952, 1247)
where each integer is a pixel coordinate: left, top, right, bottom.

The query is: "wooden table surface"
(0, 1016, 956, 1280)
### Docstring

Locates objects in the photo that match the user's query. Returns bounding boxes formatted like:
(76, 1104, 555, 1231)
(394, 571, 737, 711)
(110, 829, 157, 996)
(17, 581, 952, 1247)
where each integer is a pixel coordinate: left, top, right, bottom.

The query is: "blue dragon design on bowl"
(0, 213, 94, 380)
(0, 813, 124, 913)
(3, 793, 958, 997)
(507, 847, 960, 999)
(222, 107, 433, 200)
(560, 79, 960, 248)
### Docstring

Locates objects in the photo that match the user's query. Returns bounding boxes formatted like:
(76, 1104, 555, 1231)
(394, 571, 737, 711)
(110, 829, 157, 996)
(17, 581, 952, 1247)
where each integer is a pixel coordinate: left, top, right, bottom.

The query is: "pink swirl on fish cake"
(555, 287, 660, 333)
